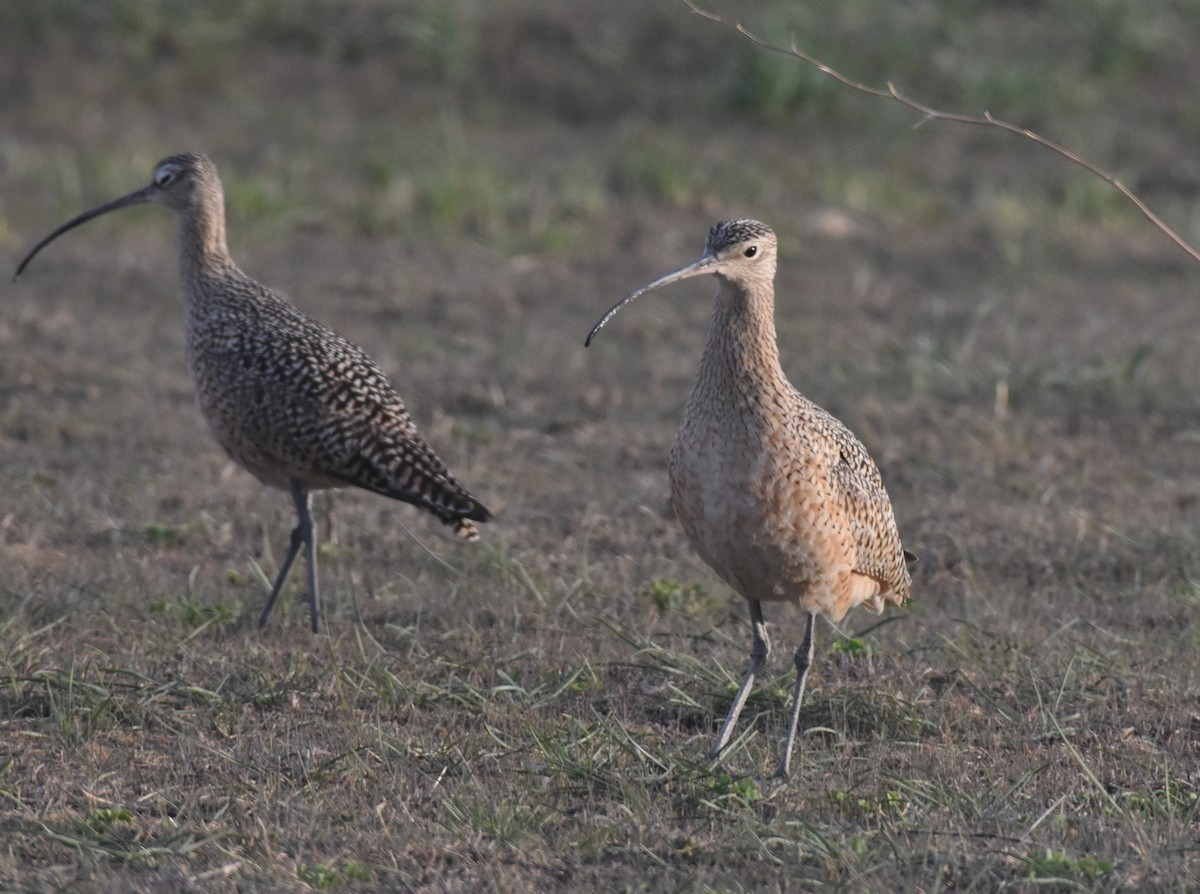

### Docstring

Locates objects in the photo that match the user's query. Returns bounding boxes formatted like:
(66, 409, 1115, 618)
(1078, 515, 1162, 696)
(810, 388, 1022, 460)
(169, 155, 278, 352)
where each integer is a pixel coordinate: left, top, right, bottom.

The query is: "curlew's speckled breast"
(668, 294, 909, 623)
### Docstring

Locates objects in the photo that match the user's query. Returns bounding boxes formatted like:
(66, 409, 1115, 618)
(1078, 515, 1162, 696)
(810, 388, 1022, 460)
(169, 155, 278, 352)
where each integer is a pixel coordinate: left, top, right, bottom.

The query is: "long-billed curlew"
(586, 219, 911, 778)
(15, 152, 492, 633)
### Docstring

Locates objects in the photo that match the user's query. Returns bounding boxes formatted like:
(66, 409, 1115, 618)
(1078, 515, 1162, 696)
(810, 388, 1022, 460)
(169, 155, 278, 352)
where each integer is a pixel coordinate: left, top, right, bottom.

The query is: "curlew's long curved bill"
(13, 185, 157, 280)
(584, 251, 719, 346)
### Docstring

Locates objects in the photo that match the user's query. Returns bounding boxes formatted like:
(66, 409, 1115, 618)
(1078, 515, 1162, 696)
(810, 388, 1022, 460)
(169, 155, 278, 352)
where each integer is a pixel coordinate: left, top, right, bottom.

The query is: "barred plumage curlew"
(587, 219, 911, 778)
(15, 152, 492, 633)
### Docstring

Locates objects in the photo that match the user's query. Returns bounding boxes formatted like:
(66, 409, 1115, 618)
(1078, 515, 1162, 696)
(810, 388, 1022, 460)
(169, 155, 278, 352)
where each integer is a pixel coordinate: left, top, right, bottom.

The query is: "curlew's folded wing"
(814, 407, 910, 600)
(193, 288, 491, 527)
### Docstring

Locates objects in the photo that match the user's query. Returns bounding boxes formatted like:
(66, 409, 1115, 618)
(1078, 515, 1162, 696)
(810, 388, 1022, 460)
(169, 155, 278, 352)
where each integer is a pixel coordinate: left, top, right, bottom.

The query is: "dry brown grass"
(3, 1, 1200, 890)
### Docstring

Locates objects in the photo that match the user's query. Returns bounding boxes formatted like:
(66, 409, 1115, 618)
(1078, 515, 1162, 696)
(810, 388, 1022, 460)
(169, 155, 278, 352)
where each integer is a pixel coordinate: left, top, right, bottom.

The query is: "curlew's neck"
(177, 186, 237, 297)
(692, 278, 787, 410)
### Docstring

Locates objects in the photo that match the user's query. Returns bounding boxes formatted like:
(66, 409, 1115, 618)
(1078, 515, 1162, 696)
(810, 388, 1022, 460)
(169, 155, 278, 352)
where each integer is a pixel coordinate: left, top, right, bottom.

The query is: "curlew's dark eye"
(155, 169, 177, 187)
(743, 245, 758, 258)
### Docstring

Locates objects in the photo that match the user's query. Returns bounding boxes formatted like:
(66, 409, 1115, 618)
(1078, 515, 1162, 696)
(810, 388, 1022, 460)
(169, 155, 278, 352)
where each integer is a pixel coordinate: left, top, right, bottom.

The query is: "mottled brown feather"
(590, 218, 910, 775)
(665, 221, 909, 622)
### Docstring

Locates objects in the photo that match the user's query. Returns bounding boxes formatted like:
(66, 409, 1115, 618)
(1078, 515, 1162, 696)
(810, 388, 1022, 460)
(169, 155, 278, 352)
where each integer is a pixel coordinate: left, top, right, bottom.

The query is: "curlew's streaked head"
(703, 218, 776, 257)
(585, 219, 779, 346)
(138, 152, 223, 213)
(14, 153, 224, 280)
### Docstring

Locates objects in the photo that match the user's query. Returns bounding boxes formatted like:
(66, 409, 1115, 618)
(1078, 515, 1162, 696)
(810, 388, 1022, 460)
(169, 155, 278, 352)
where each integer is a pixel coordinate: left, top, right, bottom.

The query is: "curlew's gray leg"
(258, 480, 320, 632)
(775, 611, 816, 779)
(710, 600, 770, 760)
(300, 488, 320, 633)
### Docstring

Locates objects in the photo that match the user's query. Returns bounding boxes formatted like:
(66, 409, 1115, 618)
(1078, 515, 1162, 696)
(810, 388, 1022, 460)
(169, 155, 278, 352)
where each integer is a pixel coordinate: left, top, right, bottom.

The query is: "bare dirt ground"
(2, 1, 1200, 891)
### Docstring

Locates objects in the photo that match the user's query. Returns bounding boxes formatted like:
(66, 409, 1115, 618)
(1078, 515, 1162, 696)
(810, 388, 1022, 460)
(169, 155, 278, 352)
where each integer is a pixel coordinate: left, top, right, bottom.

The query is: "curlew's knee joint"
(750, 631, 770, 664)
(794, 647, 811, 674)
(289, 519, 310, 549)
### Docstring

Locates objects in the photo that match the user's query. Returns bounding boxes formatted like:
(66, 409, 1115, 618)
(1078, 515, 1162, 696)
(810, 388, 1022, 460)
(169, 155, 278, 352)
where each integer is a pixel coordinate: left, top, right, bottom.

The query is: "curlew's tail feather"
(453, 518, 481, 541)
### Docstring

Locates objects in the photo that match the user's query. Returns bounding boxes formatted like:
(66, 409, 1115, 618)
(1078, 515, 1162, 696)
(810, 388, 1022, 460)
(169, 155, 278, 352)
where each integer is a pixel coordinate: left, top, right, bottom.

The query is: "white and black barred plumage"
(183, 252, 489, 537)
(17, 152, 491, 630)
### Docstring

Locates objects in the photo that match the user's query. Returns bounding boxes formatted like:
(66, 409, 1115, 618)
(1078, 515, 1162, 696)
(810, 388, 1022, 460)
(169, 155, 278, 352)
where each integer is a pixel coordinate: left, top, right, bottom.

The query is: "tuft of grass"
(298, 861, 373, 890)
(829, 635, 870, 658)
(639, 577, 719, 615)
(140, 522, 187, 547)
(82, 805, 135, 835)
(1018, 849, 1114, 883)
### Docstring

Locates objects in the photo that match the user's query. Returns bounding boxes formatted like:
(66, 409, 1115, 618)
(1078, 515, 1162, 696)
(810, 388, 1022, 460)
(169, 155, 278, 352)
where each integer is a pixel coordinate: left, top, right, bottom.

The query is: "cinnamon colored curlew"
(15, 152, 492, 633)
(586, 219, 911, 778)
